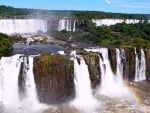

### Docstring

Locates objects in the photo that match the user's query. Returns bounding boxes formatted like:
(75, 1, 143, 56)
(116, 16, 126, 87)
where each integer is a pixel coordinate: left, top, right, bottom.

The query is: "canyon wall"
(146, 49, 150, 82)
(33, 54, 75, 104)
(32, 48, 150, 104)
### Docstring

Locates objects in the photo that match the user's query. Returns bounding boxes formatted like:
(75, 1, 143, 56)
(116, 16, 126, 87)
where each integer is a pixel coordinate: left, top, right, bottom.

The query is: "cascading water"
(0, 19, 47, 34)
(71, 57, 98, 112)
(58, 19, 76, 32)
(92, 19, 140, 26)
(116, 48, 124, 84)
(73, 21, 76, 32)
(0, 55, 21, 108)
(0, 55, 46, 113)
(85, 48, 129, 97)
(134, 49, 146, 82)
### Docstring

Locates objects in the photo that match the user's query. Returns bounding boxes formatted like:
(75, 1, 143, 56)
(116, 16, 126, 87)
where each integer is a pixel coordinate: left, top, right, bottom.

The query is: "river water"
(43, 81, 150, 113)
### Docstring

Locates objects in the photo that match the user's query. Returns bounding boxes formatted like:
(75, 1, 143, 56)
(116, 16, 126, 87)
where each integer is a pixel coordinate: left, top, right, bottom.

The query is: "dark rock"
(33, 54, 75, 104)
(124, 48, 136, 81)
(83, 53, 100, 88)
(145, 49, 150, 82)
(108, 48, 117, 74)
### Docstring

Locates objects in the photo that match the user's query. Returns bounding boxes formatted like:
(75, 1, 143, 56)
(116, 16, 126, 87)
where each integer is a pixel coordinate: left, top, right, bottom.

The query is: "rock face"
(124, 48, 136, 81)
(33, 54, 75, 104)
(83, 52, 100, 88)
(108, 48, 117, 74)
(32, 48, 150, 104)
(145, 49, 150, 82)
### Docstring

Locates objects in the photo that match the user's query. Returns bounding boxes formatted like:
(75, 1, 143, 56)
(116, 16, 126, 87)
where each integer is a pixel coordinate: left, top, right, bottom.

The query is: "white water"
(0, 55, 46, 113)
(134, 49, 146, 81)
(72, 58, 98, 112)
(85, 48, 129, 97)
(0, 19, 47, 34)
(116, 49, 125, 84)
(58, 51, 65, 55)
(0, 55, 21, 108)
(58, 19, 76, 32)
(73, 21, 76, 32)
(92, 19, 140, 26)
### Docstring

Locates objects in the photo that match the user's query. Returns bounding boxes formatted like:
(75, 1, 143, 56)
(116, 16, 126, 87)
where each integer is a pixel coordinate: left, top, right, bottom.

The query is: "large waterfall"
(58, 19, 76, 32)
(92, 19, 140, 26)
(72, 57, 98, 112)
(0, 47, 148, 113)
(135, 49, 146, 81)
(0, 19, 47, 34)
(85, 48, 146, 97)
(0, 55, 46, 113)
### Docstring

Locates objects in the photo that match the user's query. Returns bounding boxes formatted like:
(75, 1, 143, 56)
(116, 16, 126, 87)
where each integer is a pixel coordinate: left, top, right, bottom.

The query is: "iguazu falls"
(0, 1, 150, 113)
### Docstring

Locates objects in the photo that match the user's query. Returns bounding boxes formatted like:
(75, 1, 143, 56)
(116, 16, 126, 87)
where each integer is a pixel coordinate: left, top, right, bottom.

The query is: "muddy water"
(42, 81, 150, 113)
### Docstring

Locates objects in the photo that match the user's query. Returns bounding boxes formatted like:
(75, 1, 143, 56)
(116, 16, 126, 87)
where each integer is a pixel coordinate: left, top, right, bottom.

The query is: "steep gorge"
(32, 47, 150, 104)
(0, 47, 149, 113)
(33, 55, 75, 104)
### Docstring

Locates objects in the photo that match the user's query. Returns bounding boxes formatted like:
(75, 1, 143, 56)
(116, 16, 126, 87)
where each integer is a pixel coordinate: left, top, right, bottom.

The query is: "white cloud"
(104, 0, 111, 4)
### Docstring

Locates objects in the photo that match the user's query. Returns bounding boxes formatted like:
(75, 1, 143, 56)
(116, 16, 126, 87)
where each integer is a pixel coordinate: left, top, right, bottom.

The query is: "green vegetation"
(84, 21, 150, 48)
(0, 5, 150, 48)
(52, 20, 150, 48)
(0, 33, 13, 57)
(0, 5, 148, 19)
(34, 54, 73, 82)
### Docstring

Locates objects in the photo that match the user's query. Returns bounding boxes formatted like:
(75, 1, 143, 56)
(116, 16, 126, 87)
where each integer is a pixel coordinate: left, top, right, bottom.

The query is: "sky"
(0, 0, 150, 14)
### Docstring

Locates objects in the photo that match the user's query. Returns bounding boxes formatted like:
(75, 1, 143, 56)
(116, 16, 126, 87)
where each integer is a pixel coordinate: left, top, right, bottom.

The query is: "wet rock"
(145, 49, 150, 82)
(83, 52, 100, 88)
(124, 48, 136, 81)
(33, 54, 75, 104)
(108, 48, 116, 74)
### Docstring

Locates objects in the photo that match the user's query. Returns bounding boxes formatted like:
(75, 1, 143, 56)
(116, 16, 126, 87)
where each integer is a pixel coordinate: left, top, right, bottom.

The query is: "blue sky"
(0, 0, 150, 14)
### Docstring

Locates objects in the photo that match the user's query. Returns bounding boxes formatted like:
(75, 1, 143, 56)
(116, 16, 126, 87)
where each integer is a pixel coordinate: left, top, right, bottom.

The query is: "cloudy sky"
(0, 0, 150, 14)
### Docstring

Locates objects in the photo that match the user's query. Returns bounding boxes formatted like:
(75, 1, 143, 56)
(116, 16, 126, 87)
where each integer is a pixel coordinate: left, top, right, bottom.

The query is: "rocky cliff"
(146, 49, 150, 82)
(33, 48, 149, 104)
(33, 54, 75, 104)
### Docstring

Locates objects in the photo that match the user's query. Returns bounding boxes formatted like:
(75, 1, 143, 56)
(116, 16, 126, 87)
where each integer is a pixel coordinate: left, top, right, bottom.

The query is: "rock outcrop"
(33, 54, 75, 104)
(83, 52, 100, 88)
(32, 47, 150, 104)
(124, 48, 136, 81)
(108, 48, 117, 74)
(145, 49, 150, 82)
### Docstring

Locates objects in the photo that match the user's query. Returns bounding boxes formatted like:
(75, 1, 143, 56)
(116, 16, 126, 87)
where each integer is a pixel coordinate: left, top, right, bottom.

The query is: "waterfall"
(21, 56, 42, 110)
(99, 48, 127, 96)
(58, 19, 76, 32)
(73, 21, 76, 32)
(0, 55, 21, 107)
(134, 49, 146, 81)
(85, 48, 129, 97)
(116, 48, 126, 83)
(72, 57, 98, 112)
(66, 20, 70, 31)
(58, 19, 66, 31)
(92, 19, 140, 26)
(0, 55, 46, 113)
(0, 19, 47, 34)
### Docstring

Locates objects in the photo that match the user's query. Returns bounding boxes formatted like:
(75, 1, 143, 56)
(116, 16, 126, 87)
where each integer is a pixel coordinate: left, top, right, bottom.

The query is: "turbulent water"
(0, 19, 47, 34)
(43, 48, 150, 113)
(71, 57, 99, 112)
(0, 55, 46, 113)
(135, 49, 146, 82)
(0, 47, 149, 113)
